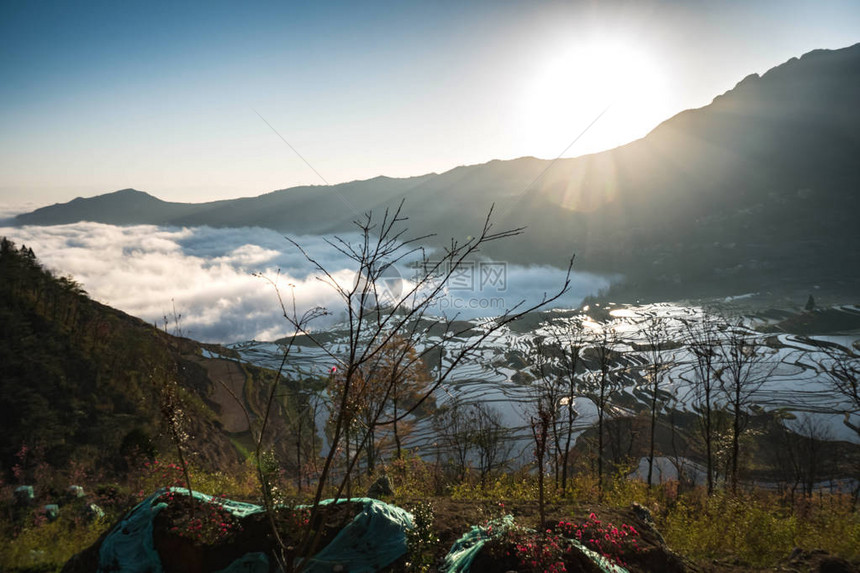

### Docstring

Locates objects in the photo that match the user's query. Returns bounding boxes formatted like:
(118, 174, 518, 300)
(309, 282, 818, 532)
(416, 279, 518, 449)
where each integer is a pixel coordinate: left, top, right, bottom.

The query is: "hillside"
(13, 43, 860, 301)
(2, 242, 859, 573)
(0, 238, 311, 478)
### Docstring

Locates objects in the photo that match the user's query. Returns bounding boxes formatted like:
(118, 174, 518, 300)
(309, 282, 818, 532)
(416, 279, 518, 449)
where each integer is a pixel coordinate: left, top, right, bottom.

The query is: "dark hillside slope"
(0, 238, 308, 477)
(488, 42, 860, 296)
(168, 174, 436, 234)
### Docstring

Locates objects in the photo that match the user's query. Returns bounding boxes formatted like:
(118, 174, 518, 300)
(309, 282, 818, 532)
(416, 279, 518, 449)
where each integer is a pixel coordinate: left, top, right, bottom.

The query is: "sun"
(521, 38, 671, 158)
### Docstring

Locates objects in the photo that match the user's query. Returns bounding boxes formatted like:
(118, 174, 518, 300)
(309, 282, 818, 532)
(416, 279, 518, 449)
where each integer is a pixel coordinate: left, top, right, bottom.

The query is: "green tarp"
(440, 514, 629, 573)
(96, 487, 629, 573)
(97, 489, 413, 573)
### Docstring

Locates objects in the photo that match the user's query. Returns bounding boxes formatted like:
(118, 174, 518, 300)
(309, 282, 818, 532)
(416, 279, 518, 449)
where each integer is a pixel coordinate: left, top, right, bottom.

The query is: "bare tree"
(375, 334, 433, 461)
(529, 336, 564, 491)
(683, 311, 725, 495)
(641, 315, 671, 487)
(664, 396, 691, 492)
(328, 334, 433, 476)
(531, 403, 552, 527)
(550, 318, 587, 495)
(816, 342, 860, 437)
(291, 389, 324, 492)
(154, 367, 194, 514)
(583, 324, 621, 494)
(780, 414, 834, 498)
(433, 396, 474, 483)
(717, 319, 775, 494)
(329, 359, 385, 478)
(432, 397, 512, 488)
(262, 203, 572, 569)
(470, 401, 513, 488)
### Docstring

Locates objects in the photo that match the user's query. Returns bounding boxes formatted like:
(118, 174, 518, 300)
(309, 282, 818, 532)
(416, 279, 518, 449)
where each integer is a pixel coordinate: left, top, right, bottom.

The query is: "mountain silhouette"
(15, 43, 860, 300)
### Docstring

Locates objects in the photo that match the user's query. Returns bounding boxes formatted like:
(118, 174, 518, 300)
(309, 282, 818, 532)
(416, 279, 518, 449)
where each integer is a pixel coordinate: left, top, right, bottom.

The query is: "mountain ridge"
(13, 42, 860, 301)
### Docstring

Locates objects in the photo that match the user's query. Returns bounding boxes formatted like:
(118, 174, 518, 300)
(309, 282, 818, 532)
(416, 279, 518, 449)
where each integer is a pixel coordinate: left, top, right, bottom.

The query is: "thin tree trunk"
(731, 398, 741, 495)
(597, 396, 605, 494)
(393, 396, 402, 459)
(648, 382, 658, 487)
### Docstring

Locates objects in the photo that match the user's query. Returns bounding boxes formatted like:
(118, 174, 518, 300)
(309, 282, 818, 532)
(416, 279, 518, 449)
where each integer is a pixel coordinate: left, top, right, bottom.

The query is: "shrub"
(0, 513, 107, 572)
(660, 490, 860, 567)
(557, 513, 642, 568)
(500, 524, 569, 573)
(404, 501, 438, 572)
(157, 490, 244, 545)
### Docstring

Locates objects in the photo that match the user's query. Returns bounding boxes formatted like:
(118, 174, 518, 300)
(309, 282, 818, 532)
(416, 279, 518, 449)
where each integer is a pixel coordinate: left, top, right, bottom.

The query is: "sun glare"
(522, 39, 671, 158)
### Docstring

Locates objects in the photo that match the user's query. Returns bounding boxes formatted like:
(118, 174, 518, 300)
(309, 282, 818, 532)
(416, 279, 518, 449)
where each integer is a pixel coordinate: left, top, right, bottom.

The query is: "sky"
(1, 0, 859, 208)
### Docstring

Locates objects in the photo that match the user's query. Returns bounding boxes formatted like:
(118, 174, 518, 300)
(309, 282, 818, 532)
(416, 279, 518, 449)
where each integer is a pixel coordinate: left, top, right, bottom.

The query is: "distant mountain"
(15, 175, 436, 235)
(15, 43, 860, 300)
(0, 238, 310, 477)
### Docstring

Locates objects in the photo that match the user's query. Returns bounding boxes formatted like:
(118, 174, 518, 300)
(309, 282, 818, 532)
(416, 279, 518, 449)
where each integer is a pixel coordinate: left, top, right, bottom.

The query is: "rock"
(367, 474, 394, 499)
(631, 501, 654, 523)
(14, 485, 34, 505)
(84, 503, 105, 521)
(67, 485, 85, 500)
(44, 504, 60, 521)
(631, 502, 666, 545)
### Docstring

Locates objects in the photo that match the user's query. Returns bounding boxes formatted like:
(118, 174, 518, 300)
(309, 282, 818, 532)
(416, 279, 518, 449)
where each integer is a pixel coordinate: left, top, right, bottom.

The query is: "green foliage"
(0, 239, 176, 474)
(404, 501, 438, 572)
(450, 470, 539, 501)
(599, 466, 650, 507)
(794, 495, 860, 559)
(128, 458, 259, 502)
(0, 458, 265, 572)
(661, 490, 860, 566)
(387, 451, 441, 498)
(191, 467, 259, 501)
(0, 239, 309, 490)
(0, 515, 107, 573)
(119, 428, 157, 462)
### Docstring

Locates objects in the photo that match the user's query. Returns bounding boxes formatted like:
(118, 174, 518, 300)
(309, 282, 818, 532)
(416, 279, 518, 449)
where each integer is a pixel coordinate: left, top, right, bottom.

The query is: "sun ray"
(522, 38, 670, 158)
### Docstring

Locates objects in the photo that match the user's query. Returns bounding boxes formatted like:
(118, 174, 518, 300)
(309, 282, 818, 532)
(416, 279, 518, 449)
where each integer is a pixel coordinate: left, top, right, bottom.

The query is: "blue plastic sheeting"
(569, 539, 629, 573)
(96, 489, 413, 573)
(98, 492, 167, 573)
(302, 497, 414, 573)
(441, 515, 629, 573)
(97, 488, 273, 572)
(441, 515, 514, 573)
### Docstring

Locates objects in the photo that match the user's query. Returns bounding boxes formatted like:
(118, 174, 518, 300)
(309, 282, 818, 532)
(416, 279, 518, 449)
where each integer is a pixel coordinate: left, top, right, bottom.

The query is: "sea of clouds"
(0, 218, 614, 343)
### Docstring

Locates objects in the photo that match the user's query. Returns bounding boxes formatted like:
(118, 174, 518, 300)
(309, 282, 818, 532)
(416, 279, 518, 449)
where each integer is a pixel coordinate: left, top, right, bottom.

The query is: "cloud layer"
(0, 223, 612, 342)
